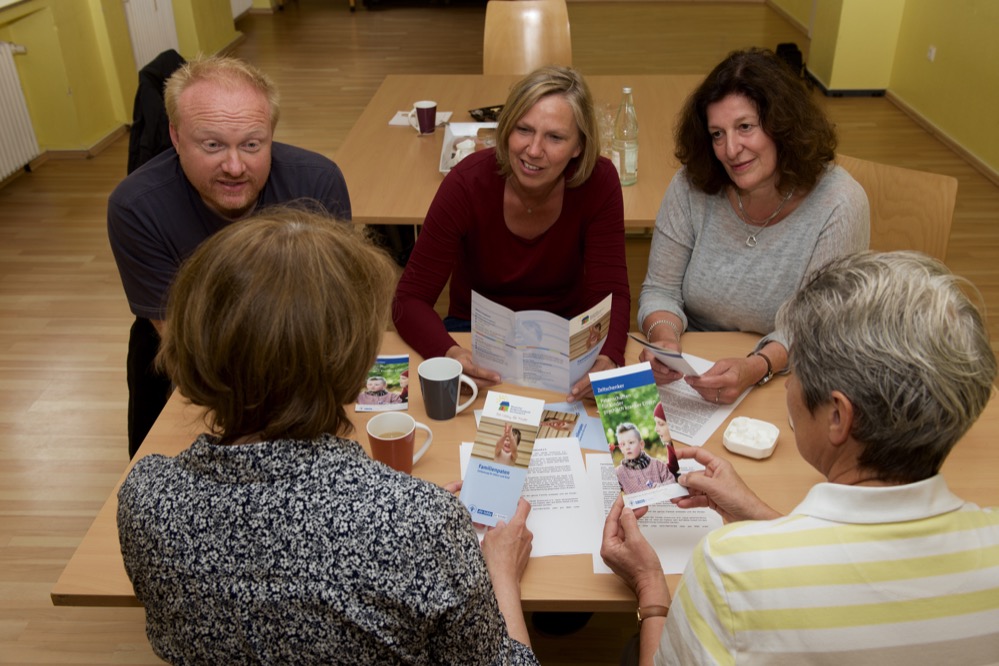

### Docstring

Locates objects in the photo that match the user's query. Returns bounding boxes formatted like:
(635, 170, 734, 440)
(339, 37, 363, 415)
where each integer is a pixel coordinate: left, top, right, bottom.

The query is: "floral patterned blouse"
(118, 433, 539, 665)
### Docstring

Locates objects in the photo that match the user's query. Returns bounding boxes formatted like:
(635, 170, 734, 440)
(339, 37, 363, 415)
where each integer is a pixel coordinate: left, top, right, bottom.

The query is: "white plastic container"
(723, 416, 779, 459)
(439, 122, 498, 174)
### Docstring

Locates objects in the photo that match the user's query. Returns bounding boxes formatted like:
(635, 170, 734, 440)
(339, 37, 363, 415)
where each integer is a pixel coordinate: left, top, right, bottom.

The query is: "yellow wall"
(55, 0, 121, 147)
(0, 0, 238, 153)
(807, 0, 905, 91)
(890, 0, 999, 172)
(835, 0, 905, 90)
(2, 2, 88, 149)
(767, 0, 811, 34)
(90, 0, 136, 123)
(807, 0, 842, 87)
(0, 0, 133, 150)
(173, 0, 240, 58)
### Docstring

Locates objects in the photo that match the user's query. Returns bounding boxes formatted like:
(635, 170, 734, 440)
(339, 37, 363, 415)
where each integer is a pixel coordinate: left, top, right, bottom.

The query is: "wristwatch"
(748, 350, 774, 386)
(637, 605, 670, 626)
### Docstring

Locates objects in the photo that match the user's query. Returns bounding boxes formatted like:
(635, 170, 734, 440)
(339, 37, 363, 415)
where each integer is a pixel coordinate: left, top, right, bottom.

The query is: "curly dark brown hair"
(674, 47, 837, 195)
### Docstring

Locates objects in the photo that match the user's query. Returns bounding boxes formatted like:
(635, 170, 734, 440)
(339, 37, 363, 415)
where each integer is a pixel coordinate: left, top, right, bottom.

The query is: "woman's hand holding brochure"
(628, 333, 700, 381)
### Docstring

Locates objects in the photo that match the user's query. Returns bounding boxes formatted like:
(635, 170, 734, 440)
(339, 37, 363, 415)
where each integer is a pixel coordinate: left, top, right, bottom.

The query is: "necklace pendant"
(746, 235, 758, 248)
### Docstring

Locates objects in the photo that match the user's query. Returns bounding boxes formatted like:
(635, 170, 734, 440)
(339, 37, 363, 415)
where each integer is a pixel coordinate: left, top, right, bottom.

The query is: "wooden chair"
(483, 0, 572, 76)
(836, 153, 958, 262)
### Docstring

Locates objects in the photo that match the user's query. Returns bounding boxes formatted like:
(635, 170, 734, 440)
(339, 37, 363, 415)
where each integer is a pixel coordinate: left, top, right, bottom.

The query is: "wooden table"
(51, 332, 999, 610)
(334, 74, 702, 228)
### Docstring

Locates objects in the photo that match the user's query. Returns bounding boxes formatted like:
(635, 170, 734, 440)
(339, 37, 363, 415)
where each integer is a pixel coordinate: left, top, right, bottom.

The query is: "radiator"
(0, 41, 39, 182)
(123, 0, 180, 71)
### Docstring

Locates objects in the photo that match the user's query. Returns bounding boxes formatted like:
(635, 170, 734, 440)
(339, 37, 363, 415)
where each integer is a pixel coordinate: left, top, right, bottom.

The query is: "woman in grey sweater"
(639, 48, 869, 404)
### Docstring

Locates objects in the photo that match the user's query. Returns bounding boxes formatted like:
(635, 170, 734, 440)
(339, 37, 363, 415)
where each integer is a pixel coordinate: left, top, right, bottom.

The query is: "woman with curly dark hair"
(639, 48, 869, 404)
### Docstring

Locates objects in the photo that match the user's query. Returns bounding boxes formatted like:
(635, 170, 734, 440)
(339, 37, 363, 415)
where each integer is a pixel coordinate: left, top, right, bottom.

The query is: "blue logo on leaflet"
(474, 507, 495, 517)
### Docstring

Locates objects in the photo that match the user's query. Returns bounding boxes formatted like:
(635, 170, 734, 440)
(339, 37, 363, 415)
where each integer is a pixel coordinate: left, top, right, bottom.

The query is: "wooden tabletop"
(334, 74, 702, 228)
(51, 332, 999, 610)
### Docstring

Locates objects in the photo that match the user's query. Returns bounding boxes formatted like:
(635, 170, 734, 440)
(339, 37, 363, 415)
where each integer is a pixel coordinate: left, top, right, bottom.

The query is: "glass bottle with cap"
(612, 86, 639, 186)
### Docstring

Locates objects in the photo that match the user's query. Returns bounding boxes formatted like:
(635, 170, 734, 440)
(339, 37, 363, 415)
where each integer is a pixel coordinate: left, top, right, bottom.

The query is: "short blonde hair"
(158, 208, 397, 444)
(495, 66, 599, 188)
(164, 55, 280, 130)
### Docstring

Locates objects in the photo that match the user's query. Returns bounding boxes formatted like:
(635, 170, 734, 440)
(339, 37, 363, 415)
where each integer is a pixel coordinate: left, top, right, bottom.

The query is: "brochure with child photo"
(354, 354, 409, 412)
(459, 391, 545, 527)
(590, 362, 687, 510)
(470, 291, 612, 393)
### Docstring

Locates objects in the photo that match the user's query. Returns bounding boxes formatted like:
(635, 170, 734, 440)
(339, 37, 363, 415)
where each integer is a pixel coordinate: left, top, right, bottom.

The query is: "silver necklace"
(509, 179, 558, 215)
(736, 188, 793, 247)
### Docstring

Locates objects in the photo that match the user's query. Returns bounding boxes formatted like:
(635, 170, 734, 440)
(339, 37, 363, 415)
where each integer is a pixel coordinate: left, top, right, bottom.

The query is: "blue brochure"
(459, 391, 545, 527)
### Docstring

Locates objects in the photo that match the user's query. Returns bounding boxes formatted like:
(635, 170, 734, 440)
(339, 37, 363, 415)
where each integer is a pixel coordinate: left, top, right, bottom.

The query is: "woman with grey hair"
(602, 250, 999, 664)
(393, 65, 630, 402)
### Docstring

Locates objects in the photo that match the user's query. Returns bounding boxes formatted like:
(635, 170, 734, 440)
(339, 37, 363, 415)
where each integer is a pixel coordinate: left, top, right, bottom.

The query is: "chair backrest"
(836, 153, 957, 262)
(483, 0, 572, 76)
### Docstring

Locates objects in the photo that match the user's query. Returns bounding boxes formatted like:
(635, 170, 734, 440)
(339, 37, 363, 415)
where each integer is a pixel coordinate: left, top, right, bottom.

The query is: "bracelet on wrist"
(747, 350, 774, 386)
(637, 605, 670, 626)
(645, 318, 681, 344)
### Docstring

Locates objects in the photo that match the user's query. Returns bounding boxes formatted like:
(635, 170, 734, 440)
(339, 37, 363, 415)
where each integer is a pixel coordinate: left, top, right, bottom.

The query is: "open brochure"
(354, 354, 409, 412)
(470, 291, 612, 393)
(459, 391, 545, 527)
(590, 362, 687, 510)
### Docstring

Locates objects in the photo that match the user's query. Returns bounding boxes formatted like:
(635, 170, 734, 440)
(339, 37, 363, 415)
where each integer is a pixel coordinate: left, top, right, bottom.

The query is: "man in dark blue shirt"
(109, 55, 351, 457)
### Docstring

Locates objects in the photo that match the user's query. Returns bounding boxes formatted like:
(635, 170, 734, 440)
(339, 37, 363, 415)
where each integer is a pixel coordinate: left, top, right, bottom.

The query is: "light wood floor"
(2, 1, 997, 663)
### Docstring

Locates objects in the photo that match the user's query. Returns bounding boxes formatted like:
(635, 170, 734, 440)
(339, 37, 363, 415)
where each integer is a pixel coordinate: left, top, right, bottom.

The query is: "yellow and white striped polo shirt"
(658, 476, 999, 665)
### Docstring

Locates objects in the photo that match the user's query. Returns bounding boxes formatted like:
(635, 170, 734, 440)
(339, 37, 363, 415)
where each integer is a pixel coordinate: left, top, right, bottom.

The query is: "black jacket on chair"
(127, 49, 185, 175)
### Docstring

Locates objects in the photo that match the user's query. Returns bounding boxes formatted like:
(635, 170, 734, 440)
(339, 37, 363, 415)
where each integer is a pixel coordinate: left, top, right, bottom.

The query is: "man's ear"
(169, 124, 179, 149)
(827, 390, 854, 447)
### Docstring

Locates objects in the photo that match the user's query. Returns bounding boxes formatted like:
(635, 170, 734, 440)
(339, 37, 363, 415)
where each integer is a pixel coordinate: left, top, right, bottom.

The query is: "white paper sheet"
(657, 355, 750, 447)
(586, 453, 722, 575)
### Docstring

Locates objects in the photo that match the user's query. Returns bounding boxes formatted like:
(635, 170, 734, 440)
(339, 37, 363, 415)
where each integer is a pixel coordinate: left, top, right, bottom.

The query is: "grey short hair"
(777, 250, 996, 483)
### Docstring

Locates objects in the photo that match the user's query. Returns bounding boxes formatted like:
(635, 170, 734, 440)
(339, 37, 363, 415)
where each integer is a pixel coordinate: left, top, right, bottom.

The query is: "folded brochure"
(589, 362, 686, 509)
(459, 391, 545, 527)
